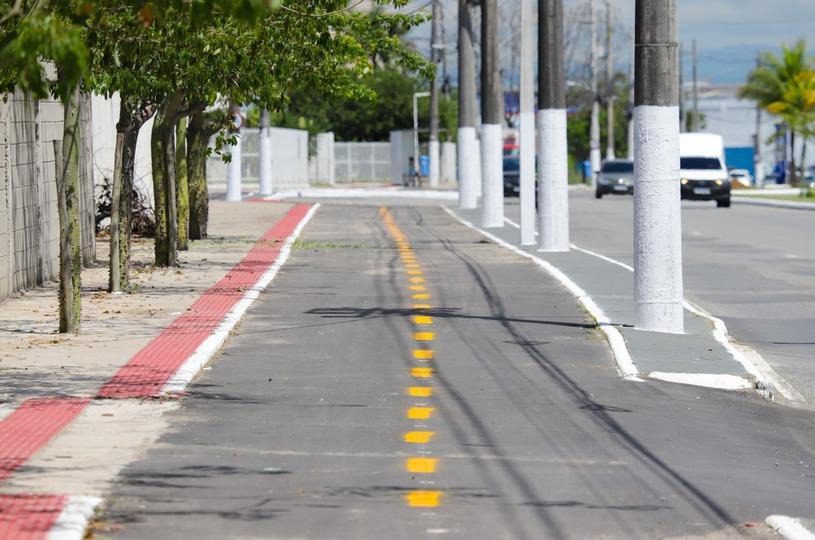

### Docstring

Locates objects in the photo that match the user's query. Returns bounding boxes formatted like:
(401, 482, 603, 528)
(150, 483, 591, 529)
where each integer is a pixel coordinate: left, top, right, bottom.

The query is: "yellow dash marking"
(409, 277, 424, 284)
(407, 407, 434, 419)
(406, 457, 437, 474)
(406, 490, 442, 508)
(409, 285, 426, 292)
(404, 431, 435, 444)
(413, 293, 431, 300)
(408, 387, 433, 398)
(413, 349, 434, 360)
(414, 332, 434, 341)
(413, 315, 433, 325)
(404, 263, 420, 269)
(411, 367, 433, 378)
(407, 270, 423, 276)
(412, 303, 432, 310)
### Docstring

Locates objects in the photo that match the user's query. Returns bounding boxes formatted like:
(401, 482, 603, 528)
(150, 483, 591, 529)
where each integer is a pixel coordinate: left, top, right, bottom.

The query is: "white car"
(728, 169, 753, 186)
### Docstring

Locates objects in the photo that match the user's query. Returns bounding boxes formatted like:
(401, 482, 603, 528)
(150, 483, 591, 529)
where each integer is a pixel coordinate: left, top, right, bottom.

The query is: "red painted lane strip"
(98, 203, 313, 399)
(0, 494, 65, 540)
(0, 398, 90, 483)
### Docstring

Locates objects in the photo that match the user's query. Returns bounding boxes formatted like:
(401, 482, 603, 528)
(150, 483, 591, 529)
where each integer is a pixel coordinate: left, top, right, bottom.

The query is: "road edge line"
(766, 515, 815, 540)
(442, 206, 640, 380)
(47, 496, 102, 540)
(732, 197, 815, 211)
(160, 203, 321, 395)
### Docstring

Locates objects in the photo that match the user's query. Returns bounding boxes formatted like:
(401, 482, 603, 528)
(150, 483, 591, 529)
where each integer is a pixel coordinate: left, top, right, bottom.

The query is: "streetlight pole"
(589, 0, 602, 185)
(457, 0, 479, 208)
(633, 0, 684, 333)
(428, 0, 442, 188)
(519, 0, 535, 245)
(538, 0, 569, 252)
(413, 91, 431, 182)
(480, 0, 504, 228)
(605, 0, 615, 160)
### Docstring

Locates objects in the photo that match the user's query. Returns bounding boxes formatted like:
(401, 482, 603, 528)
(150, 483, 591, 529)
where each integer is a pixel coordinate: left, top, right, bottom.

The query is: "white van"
(679, 133, 731, 208)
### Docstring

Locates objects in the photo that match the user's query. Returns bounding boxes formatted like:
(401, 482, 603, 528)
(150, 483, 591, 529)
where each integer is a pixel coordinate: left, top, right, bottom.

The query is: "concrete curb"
(733, 197, 815, 211)
(766, 515, 815, 540)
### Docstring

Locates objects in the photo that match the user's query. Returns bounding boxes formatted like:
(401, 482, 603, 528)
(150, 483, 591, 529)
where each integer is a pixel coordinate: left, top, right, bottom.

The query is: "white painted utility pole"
(519, 0, 535, 245)
(589, 0, 602, 185)
(413, 91, 431, 182)
(428, 0, 442, 188)
(538, 0, 569, 252)
(259, 109, 273, 196)
(226, 111, 242, 202)
(457, 0, 479, 208)
(692, 38, 699, 132)
(634, 0, 684, 333)
(626, 51, 634, 160)
(480, 0, 504, 228)
(605, 0, 615, 160)
(753, 56, 765, 187)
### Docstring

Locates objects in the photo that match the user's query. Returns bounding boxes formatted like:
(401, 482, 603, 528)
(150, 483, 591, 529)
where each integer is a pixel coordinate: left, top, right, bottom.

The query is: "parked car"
(596, 159, 634, 198)
(679, 133, 731, 207)
(503, 157, 520, 196)
(728, 168, 753, 186)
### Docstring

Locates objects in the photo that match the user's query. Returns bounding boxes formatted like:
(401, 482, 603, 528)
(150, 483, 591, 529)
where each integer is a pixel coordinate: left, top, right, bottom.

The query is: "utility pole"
(589, 0, 602, 185)
(626, 45, 634, 160)
(678, 43, 684, 131)
(428, 0, 442, 188)
(634, 0, 684, 333)
(259, 109, 272, 196)
(753, 56, 765, 186)
(457, 0, 479, 208)
(605, 0, 615, 160)
(538, 0, 569, 252)
(480, 0, 504, 228)
(519, 0, 535, 245)
(692, 38, 699, 132)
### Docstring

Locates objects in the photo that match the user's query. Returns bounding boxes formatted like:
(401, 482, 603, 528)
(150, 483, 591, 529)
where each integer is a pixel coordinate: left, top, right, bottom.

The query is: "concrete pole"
(589, 0, 602, 186)
(225, 113, 242, 202)
(692, 39, 699, 132)
(458, 0, 479, 208)
(605, 0, 615, 160)
(259, 109, 273, 196)
(428, 0, 442, 188)
(519, 0, 535, 245)
(754, 58, 765, 187)
(538, 0, 569, 252)
(634, 0, 684, 333)
(480, 0, 504, 228)
(626, 51, 634, 160)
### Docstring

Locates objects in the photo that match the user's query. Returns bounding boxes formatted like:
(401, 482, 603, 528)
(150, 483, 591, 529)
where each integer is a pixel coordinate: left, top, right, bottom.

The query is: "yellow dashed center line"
(407, 407, 434, 419)
(413, 349, 434, 360)
(404, 431, 435, 444)
(380, 207, 444, 511)
(406, 457, 438, 474)
(408, 387, 433, 397)
(405, 490, 442, 508)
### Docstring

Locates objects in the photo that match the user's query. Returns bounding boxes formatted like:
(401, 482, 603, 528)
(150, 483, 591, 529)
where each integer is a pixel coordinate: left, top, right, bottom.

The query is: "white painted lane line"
(503, 216, 801, 402)
(647, 372, 752, 391)
(47, 496, 102, 540)
(766, 515, 815, 540)
(446, 207, 640, 380)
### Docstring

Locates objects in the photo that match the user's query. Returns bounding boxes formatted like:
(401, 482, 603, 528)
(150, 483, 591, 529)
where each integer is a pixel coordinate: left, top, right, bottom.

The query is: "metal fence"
(334, 142, 391, 183)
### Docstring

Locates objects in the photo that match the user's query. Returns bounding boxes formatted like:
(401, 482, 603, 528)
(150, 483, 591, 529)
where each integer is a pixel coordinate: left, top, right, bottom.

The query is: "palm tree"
(767, 71, 815, 179)
(740, 40, 813, 185)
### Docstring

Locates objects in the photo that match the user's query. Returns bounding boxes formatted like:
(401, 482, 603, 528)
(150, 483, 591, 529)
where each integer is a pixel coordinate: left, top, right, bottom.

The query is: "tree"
(740, 40, 814, 185)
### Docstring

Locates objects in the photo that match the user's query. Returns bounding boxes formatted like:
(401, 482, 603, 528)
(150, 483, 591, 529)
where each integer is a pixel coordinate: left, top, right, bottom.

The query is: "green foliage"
(567, 73, 631, 164)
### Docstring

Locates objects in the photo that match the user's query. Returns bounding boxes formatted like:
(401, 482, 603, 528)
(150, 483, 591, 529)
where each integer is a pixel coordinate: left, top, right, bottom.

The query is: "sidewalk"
(0, 200, 315, 538)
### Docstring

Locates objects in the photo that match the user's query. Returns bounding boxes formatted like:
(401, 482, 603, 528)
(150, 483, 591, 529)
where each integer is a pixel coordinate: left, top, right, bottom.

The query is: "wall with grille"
(0, 90, 95, 304)
(334, 142, 391, 183)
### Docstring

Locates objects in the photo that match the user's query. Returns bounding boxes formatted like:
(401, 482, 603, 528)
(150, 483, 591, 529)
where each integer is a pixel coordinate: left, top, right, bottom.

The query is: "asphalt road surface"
(505, 192, 815, 405)
(100, 202, 815, 539)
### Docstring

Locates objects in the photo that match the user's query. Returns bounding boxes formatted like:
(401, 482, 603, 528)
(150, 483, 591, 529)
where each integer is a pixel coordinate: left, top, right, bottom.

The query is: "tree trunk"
(800, 136, 807, 180)
(151, 93, 183, 266)
(56, 86, 82, 333)
(118, 128, 138, 288)
(188, 110, 220, 240)
(175, 117, 190, 251)
(109, 128, 124, 293)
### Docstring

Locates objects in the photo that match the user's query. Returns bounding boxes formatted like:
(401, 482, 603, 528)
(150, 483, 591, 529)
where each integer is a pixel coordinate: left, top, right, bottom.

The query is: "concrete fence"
(0, 90, 96, 303)
(334, 141, 391, 183)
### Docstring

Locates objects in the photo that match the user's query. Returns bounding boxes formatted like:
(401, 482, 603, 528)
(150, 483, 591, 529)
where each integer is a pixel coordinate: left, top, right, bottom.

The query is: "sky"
(406, 0, 815, 84)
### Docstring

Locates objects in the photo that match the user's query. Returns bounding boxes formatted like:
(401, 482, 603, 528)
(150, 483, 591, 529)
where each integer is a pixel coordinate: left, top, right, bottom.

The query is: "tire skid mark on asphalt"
(379, 207, 444, 511)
